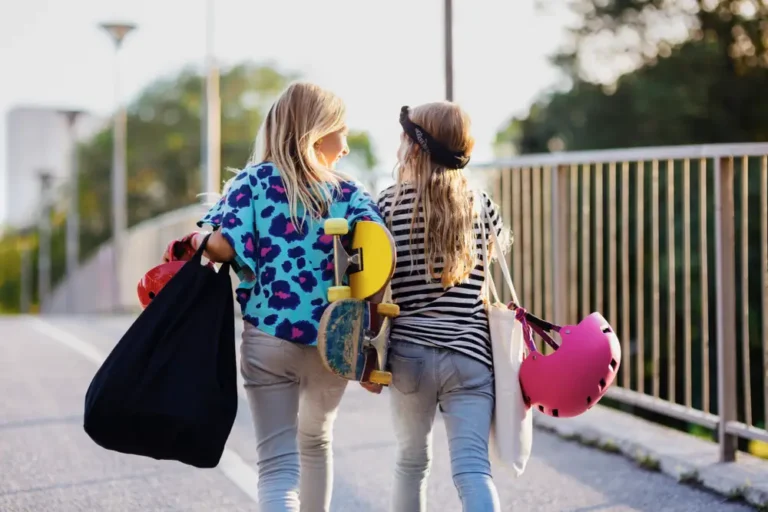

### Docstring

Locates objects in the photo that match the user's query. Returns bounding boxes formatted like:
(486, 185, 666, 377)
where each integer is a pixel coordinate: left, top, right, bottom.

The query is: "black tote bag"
(84, 235, 238, 468)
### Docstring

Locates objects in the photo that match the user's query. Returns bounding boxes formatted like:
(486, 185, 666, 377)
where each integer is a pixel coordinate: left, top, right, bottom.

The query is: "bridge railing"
(477, 143, 768, 462)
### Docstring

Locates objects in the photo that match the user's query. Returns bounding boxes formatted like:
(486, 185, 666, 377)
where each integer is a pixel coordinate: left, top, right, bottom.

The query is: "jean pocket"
(450, 353, 493, 391)
(390, 354, 424, 395)
(240, 336, 289, 386)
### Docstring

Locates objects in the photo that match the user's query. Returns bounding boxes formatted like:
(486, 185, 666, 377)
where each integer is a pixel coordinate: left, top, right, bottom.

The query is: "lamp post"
(60, 109, 84, 312)
(99, 21, 136, 312)
(19, 226, 34, 314)
(37, 170, 54, 312)
(204, 0, 221, 195)
(444, 0, 454, 101)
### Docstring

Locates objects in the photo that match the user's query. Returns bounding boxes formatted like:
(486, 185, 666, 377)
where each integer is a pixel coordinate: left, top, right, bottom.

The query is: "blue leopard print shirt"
(197, 162, 384, 346)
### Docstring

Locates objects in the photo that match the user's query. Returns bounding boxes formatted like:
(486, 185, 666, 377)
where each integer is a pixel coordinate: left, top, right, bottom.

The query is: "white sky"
(0, 0, 567, 217)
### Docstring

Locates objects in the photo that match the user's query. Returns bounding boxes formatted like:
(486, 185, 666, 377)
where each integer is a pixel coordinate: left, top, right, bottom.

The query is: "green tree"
(499, 0, 768, 153)
(0, 62, 380, 312)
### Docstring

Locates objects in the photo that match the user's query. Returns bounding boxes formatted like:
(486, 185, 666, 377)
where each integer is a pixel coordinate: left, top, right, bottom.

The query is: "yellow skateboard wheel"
(368, 370, 392, 386)
(376, 302, 400, 318)
(324, 218, 349, 236)
(328, 286, 351, 302)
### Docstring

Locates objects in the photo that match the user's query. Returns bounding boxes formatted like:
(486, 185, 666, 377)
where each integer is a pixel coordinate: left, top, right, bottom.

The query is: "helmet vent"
(609, 358, 618, 371)
(552, 409, 559, 417)
(148, 291, 156, 299)
(599, 378, 607, 390)
(586, 396, 592, 405)
(602, 326, 613, 333)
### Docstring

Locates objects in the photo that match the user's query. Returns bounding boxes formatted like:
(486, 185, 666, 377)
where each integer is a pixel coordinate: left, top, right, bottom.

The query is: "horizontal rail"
(475, 142, 768, 169)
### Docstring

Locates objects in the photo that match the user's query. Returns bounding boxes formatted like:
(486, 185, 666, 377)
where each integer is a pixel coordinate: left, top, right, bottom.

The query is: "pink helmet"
(515, 308, 621, 418)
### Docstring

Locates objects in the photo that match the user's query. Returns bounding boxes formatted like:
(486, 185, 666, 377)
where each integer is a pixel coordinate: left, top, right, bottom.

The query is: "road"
(0, 315, 755, 511)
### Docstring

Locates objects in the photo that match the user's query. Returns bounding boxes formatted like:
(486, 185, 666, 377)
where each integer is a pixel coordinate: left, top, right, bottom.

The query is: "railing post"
(551, 165, 569, 324)
(715, 156, 738, 462)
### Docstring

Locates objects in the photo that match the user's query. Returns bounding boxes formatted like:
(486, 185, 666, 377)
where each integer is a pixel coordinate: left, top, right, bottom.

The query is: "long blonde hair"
(389, 102, 476, 288)
(223, 82, 346, 230)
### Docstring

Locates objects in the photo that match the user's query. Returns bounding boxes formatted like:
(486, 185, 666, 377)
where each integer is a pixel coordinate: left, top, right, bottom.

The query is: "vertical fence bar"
(512, 168, 523, 300)
(553, 165, 569, 326)
(760, 156, 768, 430)
(762, 155, 768, 431)
(582, 164, 591, 317)
(667, 159, 677, 403)
(651, 160, 661, 398)
(543, 167, 554, 354)
(493, 170, 504, 296)
(608, 162, 618, 328)
(501, 168, 513, 304)
(701, 158, 711, 413)
(522, 168, 533, 309)
(595, 163, 604, 313)
(684, 159, 692, 408)
(570, 165, 579, 323)
(740, 156, 752, 426)
(636, 161, 646, 394)
(621, 162, 631, 389)
(715, 156, 737, 462)
(533, 167, 543, 317)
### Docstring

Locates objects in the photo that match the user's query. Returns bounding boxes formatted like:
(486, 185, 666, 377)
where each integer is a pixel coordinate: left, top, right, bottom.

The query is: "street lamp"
(18, 226, 35, 314)
(37, 170, 54, 313)
(100, 21, 136, 312)
(60, 109, 84, 312)
(204, 0, 221, 196)
(444, 0, 454, 101)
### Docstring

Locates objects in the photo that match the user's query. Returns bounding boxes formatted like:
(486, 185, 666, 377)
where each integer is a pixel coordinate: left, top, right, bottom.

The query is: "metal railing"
(477, 143, 768, 462)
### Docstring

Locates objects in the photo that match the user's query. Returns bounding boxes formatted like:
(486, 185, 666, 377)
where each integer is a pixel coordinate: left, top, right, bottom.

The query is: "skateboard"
(317, 219, 399, 386)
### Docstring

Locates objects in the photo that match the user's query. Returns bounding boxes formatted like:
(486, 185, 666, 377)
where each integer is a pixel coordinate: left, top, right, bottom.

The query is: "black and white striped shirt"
(377, 184, 503, 367)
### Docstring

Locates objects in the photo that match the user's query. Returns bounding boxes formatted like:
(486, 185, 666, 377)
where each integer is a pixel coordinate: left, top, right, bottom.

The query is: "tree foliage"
(0, 62, 379, 312)
(499, 0, 768, 153)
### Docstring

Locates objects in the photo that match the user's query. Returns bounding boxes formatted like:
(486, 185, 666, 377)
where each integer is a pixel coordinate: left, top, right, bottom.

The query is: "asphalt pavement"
(0, 315, 755, 511)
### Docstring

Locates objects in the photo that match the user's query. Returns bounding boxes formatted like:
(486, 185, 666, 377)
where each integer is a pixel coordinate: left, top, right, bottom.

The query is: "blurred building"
(2, 106, 105, 228)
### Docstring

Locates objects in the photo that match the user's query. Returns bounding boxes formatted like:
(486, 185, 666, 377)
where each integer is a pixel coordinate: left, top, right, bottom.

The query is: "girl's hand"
(162, 232, 206, 263)
(360, 381, 383, 394)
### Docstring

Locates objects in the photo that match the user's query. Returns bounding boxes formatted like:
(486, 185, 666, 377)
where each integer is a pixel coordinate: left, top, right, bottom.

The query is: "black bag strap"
(193, 233, 231, 273)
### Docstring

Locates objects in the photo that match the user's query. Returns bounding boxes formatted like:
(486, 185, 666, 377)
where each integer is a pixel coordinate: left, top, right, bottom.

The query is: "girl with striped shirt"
(366, 102, 506, 511)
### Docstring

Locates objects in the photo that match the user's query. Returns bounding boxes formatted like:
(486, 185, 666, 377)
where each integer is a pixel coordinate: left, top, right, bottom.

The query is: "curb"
(532, 405, 768, 510)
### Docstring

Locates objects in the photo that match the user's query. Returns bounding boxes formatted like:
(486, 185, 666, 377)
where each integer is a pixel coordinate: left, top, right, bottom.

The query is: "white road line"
(28, 316, 260, 504)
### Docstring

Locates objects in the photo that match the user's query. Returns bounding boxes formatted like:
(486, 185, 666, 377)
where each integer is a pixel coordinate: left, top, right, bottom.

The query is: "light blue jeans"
(388, 340, 500, 512)
(240, 323, 348, 512)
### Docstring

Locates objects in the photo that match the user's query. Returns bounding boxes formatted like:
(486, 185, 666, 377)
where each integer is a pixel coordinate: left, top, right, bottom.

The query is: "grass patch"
(678, 470, 702, 487)
(599, 439, 621, 454)
(635, 453, 661, 472)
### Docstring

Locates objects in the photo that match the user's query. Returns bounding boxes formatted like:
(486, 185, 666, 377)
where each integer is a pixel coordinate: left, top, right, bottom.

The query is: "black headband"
(399, 106, 470, 170)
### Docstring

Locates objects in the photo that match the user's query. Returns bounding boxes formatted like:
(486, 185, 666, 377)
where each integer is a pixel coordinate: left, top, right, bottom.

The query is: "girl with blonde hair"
(371, 102, 505, 511)
(163, 82, 384, 512)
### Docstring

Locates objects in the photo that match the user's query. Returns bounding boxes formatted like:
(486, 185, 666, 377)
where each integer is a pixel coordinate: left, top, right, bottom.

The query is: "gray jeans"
(240, 323, 347, 512)
(388, 340, 500, 512)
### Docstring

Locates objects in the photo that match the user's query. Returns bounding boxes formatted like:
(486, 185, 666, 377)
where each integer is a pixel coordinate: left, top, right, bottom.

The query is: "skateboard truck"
(324, 218, 361, 302)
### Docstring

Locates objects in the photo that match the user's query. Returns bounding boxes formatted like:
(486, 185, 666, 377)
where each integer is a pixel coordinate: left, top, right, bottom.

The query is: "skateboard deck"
(317, 299, 392, 383)
(320, 219, 399, 385)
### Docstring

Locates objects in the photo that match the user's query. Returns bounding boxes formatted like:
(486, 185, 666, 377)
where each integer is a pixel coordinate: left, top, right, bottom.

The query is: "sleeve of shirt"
(347, 185, 384, 227)
(197, 170, 259, 275)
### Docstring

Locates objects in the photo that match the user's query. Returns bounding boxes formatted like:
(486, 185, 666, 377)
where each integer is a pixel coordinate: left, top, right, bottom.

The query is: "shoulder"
(223, 162, 277, 191)
(378, 184, 397, 201)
